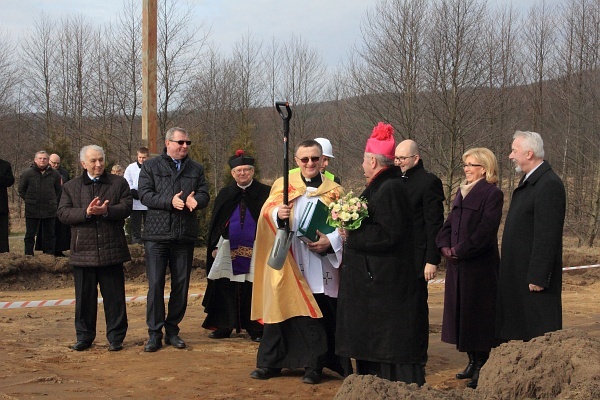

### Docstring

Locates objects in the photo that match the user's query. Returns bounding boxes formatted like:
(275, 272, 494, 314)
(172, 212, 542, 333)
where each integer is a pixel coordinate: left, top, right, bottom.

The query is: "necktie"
(174, 160, 181, 171)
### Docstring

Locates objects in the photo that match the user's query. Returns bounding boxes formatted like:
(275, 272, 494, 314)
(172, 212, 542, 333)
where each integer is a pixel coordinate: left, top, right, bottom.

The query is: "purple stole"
(229, 203, 257, 275)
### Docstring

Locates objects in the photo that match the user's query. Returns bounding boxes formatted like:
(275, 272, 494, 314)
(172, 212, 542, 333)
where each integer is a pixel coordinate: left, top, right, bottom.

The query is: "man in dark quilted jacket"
(58, 145, 132, 352)
(138, 127, 210, 352)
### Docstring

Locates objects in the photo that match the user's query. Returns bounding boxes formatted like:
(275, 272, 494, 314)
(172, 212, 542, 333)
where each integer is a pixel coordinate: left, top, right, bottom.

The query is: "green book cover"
(297, 200, 335, 243)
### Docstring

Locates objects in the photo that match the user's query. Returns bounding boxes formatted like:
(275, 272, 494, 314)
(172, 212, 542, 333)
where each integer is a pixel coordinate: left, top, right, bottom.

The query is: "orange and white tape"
(1, 263, 598, 310)
(0, 293, 203, 310)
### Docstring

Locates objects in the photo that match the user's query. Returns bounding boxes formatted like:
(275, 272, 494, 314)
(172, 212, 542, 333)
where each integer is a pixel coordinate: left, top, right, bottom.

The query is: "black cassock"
(201, 180, 270, 336)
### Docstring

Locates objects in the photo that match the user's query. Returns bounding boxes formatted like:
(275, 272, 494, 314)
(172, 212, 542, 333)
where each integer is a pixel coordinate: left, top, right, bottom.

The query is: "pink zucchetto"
(365, 122, 395, 160)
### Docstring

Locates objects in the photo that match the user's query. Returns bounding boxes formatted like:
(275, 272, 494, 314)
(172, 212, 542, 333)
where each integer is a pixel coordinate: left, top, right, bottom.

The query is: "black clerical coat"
(204, 180, 271, 273)
(336, 166, 421, 364)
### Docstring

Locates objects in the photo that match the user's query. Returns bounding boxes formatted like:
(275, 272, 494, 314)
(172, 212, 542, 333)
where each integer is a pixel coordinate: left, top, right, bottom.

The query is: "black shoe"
(250, 367, 281, 380)
(250, 336, 261, 343)
(72, 340, 92, 351)
(165, 335, 186, 349)
(144, 337, 162, 352)
(302, 368, 322, 384)
(109, 342, 123, 352)
(208, 328, 232, 339)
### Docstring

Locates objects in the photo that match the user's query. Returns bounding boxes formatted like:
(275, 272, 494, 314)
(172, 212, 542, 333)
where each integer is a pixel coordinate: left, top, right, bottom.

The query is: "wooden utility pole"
(142, 0, 158, 153)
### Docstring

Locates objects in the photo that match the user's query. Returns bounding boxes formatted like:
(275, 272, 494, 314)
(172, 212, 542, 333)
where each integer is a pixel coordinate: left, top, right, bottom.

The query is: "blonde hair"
(111, 164, 124, 175)
(462, 147, 498, 184)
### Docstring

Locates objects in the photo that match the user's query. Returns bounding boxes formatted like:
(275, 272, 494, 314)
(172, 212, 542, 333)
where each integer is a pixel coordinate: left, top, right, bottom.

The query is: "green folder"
(297, 200, 335, 243)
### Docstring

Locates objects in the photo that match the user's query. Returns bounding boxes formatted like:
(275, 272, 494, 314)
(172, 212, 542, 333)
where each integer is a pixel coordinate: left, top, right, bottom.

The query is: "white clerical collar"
(237, 180, 253, 190)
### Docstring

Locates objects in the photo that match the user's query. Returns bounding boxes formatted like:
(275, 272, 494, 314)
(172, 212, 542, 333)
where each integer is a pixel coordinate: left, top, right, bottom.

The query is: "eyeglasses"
(394, 155, 416, 162)
(169, 140, 192, 146)
(463, 163, 483, 168)
(232, 167, 253, 175)
(296, 156, 321, 164)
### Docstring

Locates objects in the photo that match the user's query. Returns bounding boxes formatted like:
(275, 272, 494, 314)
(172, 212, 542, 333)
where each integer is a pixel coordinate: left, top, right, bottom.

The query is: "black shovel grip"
(275, 101, 292, 122)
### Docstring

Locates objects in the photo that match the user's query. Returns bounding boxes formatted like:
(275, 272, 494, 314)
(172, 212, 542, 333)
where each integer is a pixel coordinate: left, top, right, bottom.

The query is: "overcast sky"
(2, 0, 561, 68)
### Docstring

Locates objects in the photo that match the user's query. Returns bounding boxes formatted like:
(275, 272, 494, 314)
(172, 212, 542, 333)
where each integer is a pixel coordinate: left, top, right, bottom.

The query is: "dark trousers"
(145, 240, 193, 339)
(129, 210, 146, 244)
(25, 217, 55, 255)
(73, 265, 128, 344)
(0, 214, 8, 253)
(257, 316, 328, 370)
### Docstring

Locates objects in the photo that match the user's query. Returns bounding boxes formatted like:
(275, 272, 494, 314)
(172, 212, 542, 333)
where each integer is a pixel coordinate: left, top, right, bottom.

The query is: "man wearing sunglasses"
(138, 127, 210, 352)
(251, 140, 349, 385)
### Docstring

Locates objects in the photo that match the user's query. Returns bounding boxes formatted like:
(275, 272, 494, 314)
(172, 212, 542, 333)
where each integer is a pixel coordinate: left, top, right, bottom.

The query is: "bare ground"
(0, 245, 598, 399)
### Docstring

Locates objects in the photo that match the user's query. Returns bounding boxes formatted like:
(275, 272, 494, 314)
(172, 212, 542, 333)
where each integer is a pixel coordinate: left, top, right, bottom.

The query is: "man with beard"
(496, 131, 566, 342)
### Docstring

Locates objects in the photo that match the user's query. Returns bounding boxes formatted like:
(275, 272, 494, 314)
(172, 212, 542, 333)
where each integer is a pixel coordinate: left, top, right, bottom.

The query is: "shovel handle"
(275, 102, 292, 122)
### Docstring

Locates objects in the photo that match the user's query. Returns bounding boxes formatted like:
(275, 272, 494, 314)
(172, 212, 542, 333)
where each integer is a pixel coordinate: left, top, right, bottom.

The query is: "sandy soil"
(0, 249, 598, 399)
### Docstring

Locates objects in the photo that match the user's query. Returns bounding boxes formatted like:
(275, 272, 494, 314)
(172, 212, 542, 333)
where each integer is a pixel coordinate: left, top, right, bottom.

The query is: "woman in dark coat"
(435, 148, 503, 389)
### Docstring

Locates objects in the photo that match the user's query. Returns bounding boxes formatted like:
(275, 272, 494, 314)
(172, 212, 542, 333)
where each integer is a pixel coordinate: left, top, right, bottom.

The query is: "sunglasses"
(169, 140, 192, 146)
(296, 156, 321, 164)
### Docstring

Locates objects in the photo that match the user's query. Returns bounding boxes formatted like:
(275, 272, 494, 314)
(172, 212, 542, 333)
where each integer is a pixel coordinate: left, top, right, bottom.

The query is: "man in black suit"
(394, 139, 445, 377)
(497, 131, 566, 341)
(49, 153, 71, 256)
(0, 158, 15, 253)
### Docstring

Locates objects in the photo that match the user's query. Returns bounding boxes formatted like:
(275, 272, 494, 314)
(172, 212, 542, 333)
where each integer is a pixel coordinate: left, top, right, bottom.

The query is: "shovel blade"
(267, 229, 294, 270)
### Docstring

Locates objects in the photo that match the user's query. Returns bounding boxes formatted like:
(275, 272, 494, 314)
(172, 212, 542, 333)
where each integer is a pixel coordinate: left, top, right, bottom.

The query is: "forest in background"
(0, 0, 598, 247)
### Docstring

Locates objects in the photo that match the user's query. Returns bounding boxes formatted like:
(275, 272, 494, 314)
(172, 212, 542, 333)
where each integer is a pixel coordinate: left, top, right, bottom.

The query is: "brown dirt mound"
(333, 375, 465, 400)
(334, 329, 600, 400)
(477, 329, 600, 399)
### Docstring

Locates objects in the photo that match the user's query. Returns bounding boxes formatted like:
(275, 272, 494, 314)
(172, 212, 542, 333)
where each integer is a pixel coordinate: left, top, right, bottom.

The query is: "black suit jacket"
(401, 160, 445, 276)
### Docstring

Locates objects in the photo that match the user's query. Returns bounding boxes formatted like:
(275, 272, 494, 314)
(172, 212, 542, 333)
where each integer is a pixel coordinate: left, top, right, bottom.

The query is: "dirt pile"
(478, 329, 600, 399)
(334, 329, 600, 400)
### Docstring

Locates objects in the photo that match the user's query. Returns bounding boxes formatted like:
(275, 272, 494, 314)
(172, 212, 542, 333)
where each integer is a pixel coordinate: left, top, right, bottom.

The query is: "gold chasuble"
(251, 171, 343, 324)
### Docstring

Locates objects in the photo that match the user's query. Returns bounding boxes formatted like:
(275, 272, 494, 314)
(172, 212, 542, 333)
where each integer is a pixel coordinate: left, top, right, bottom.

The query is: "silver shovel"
(267, 102, 293, 270)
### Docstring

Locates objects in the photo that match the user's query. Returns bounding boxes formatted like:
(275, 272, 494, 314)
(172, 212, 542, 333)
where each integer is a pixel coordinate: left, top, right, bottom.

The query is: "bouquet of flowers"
(327, 191, 369, 230)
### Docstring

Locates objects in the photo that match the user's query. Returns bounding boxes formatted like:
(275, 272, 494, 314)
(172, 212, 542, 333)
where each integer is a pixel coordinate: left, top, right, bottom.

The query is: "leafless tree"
(21, 13, 57, 139)
(111, 0, 143, 159)
(555, 0, 600, 246)
(156, 0, 209, 136)
(347, 0, 429, 140)
(423, 0, 490, 207)
(0, 34, 18, 116)
(480, 4, 525, 188)
(521, 0, 558, 132)
(278, 35, 327, 144)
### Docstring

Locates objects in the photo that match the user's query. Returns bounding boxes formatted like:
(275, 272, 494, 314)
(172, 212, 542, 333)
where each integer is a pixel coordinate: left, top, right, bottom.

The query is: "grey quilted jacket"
(138, 152, 210, 242)
(57, 172, 132, 267)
